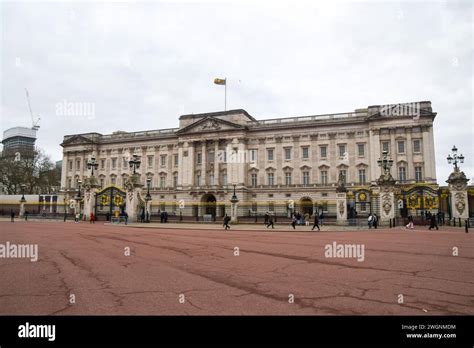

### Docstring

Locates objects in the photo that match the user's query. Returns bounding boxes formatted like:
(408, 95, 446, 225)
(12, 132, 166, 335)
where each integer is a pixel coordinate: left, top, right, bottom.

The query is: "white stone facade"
(60, 101, 437, 219)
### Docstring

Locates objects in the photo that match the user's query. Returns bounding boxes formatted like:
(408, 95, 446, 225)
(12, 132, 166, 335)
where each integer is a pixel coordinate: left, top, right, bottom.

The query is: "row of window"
(252, 139, 422, 162)
(67, 165, 423, 190)
(68, 154, 179, 172)
(68, 139, 424, 172)
(382, 139, 422, 154)
(249, 166, 423, 186)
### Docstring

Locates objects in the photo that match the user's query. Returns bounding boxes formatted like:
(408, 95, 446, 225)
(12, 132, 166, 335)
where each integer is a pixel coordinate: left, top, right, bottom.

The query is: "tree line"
(0, 148, 61, 195)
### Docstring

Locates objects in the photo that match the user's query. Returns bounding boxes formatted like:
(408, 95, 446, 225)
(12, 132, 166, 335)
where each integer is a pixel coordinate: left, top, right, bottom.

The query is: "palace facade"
(60, 101, 441, 220)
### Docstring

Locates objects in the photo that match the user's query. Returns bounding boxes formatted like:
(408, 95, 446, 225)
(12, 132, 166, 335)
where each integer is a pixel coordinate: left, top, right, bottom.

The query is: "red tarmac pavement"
(0, 221, 473, 315)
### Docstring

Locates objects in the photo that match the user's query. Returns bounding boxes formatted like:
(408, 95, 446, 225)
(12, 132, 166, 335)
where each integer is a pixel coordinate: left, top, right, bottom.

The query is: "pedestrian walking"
(223, 214, 231, 230)
(64, 213, 67, 222)
(291, 214, 297, 229)
(373, 214, 378, 229)
(429, 213, 439, 230)
(10, 210, 15, 222)
(124, 212, 128, 225)
(405, 215, 414, 229)
(368, 214, 373, 229)
(266, 213, 274, 229)
(90, 212, 95, 224)
(75, 213, 80, 223)
(311, 214, 320, 231)
(264, 212, 269, 225)
(319, 212, 324, 226)
(24, 211, 28, 221)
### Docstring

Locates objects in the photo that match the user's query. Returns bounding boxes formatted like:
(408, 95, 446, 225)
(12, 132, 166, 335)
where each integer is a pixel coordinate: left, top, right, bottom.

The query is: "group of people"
(291, 211, 322, 231)
(10, 210, 30, 222)
(405, 213, 440, 230)
(223, 211, 324, 231)
(72, 212, 91, 223)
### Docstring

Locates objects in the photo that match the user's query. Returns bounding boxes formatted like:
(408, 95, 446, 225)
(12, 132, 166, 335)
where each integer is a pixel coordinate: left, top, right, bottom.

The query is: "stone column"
(214, 140, 219, 186)
(83, 177, 100, 220)
(375, 150, 396, 225)
(446, 168, 469, 219)
(230, 185, 239, 223)
(125, 174, 144, 223)
(336, 171, 347, 225)
(230, 198, 239, 223)
(19, 200, 26, 218)
(379, 184, 395, 223)
(201, 141, 207, 186)
(61, 152, 69, 189)
(336, 192, 347, 225)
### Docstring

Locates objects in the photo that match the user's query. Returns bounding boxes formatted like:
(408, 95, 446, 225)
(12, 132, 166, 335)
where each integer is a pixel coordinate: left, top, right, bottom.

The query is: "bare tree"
(0, 148, 60, 194)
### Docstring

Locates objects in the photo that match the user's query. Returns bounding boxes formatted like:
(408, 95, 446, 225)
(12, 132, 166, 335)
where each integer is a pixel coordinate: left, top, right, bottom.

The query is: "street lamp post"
(447, 145, 464, 170)
(75, 180, 82, 217)
(377, 150, 394, 177)
(446, 145, 468, 224)
(87, 157, 99, 176)
(376, 150, 396, 224)
(20, 184, 26, 203)
(145, 178, 152, 223)
(19, 184, 26, 218)
(230, 184, 239, 223)
(129, 154, 141, 174)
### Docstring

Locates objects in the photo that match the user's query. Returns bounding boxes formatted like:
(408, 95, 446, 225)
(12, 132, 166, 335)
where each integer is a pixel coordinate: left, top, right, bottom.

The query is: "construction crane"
(25, 88, 40, 131)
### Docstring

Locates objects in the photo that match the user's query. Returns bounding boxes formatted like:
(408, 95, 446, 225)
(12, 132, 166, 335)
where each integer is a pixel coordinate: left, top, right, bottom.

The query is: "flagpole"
(225, 77, 227, 111)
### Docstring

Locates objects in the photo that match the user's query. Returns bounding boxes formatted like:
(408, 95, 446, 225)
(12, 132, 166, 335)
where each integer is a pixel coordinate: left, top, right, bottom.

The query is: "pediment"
(61, 135, 96, 146)
(176, 116, 246, 135)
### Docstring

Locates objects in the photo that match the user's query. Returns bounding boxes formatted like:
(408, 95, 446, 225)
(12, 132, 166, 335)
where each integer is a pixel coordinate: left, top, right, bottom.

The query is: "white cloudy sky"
(1, 0, 472, 183)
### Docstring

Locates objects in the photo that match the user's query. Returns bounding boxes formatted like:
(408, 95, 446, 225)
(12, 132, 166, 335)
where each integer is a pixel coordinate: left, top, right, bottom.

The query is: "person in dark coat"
(437, 211, 442, 225)
(124, 212, 128, 225)
(266, 213, 274, 229)
(291, 214, 297, 229)
(24, 211, 28, 221)
(373, 214, 378, 229)
(429, 213, 439, 230)
(10, 210, 15, 222)
(311, 214, 320, 231)
(223, 214, 231, 230)
(264, 212, 269, 225)
(140, 210, 145, 223)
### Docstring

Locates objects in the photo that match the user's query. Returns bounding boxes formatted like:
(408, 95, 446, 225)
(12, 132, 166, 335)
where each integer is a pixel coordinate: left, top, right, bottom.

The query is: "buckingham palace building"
(60, 101, 449, 222)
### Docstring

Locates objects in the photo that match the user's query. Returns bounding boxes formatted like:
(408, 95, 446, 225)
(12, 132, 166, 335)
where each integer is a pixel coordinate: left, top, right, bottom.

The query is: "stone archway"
(201, 194, 217, 217)
(299, 197, 313, 216)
